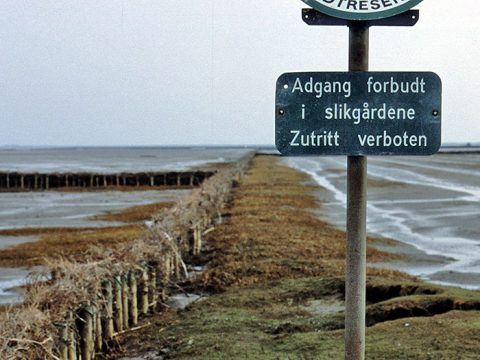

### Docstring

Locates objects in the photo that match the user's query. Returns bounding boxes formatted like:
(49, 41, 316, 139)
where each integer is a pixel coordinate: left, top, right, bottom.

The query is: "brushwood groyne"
(0, 171, 215, 191)
(0, 152, 255, 359)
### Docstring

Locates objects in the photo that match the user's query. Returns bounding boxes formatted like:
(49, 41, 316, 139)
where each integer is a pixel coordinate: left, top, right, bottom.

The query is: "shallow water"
(0, 267, 46, 304)
(167, 293, 204, 309)
(0, 189, 187, 230)
(0, 147, 252, 173)
(284, 153, 480, 289)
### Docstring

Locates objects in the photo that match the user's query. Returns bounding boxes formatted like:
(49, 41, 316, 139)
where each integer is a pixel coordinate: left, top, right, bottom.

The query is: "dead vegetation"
(189, 156, 402, 293)
(0, 225, 144, 267)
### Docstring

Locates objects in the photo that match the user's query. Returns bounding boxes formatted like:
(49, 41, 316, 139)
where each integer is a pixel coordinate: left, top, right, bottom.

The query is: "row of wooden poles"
(47, 154, 254, 359)
(0, 171, 215, 191)
(54, 225, 205, 360)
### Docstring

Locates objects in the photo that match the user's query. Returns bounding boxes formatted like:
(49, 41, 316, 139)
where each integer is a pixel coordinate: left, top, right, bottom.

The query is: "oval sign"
(301, 0, 423, 20)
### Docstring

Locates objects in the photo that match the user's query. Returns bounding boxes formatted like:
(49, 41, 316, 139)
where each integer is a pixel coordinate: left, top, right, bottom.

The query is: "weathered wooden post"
(114, 275, 124, 331)
(102, 280, 115, 342)
(149, 266, 158, 311)
(128, 271, 139, 326)
(162, 254, 171, 301)
(140, 267, 149, 315)
(93, 301, 103, 353)
(194, 224, 202, 255)
(173, 251, 180, 279)
(67, 311, 77, 360)
(57, 322, 69, 360)
(122, 274, 130, 328)
(78, 303, 94, 360)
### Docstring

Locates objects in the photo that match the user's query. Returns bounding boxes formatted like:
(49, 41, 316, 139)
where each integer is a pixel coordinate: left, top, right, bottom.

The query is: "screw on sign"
(301, 0, 423, 20)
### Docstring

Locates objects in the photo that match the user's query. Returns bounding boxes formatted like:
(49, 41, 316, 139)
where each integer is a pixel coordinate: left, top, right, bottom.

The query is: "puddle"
(167, 293, 205, 309)
(0, 266, 47, 304)
(301, 298, 345, 316)
(0, 235, 39, 249)
(187, 265, 206, 279)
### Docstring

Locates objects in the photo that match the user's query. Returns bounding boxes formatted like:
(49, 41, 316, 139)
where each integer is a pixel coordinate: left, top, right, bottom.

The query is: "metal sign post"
(274, 2, 438, 359)
(345, 21, 368, 360)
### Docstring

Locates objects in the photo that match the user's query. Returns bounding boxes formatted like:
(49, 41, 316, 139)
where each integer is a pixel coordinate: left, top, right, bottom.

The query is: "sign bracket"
(302, 9, 419, 27)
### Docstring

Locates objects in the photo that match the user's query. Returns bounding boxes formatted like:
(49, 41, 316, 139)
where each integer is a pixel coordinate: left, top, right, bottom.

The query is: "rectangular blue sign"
(275, 72, 442, 156)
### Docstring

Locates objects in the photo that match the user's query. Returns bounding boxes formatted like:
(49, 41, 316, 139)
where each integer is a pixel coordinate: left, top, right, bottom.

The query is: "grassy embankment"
(118, 155, 480, 359)
(0, 202, 173, 267)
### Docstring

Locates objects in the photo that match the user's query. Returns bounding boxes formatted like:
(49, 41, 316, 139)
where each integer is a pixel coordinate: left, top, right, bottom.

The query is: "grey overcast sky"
(0, 0, 479, 146)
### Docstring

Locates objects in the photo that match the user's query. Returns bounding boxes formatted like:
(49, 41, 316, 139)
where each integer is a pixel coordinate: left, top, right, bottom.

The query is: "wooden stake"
(102, 280, 114, 341)
(67, 312, 77, 360)
(128, 271, 138, 326)
(58, 323, 68, 360)
(162, 254, 171, 301)
(174, 252, 180, 279)
(193, 225, 202, 255)
(78, 304, 94, 360)
(114, 275, 124, 331)
(141, 268, 149, 315)
(122, 274, 129, 328)
(149, 267, 158, 311)
(94, 301, 103, 352)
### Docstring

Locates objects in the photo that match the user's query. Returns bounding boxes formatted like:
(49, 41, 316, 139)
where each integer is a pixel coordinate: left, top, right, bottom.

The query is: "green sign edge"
(301, 0, 423, 20)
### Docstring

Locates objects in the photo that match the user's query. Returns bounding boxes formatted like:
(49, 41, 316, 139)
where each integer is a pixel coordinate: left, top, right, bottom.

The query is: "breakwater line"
(0, 171, 215, 191)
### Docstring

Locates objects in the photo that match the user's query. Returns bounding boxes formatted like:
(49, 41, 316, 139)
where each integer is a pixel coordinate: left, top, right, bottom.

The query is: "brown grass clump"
(0, 305, 55, 359)
(0, 224, 144, 267)
(91, 202, 175, 223)
(195, 155, 401, 292)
